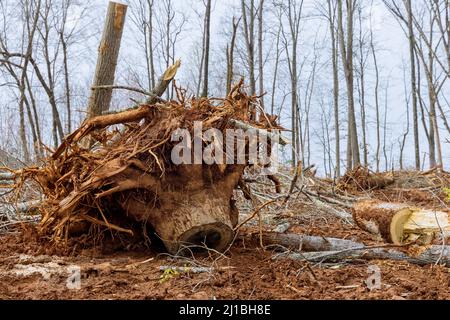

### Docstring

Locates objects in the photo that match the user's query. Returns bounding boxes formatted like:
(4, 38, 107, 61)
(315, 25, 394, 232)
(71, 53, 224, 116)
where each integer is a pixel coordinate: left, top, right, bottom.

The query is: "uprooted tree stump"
(14, 79, 283, 255)
(117, 163, 244, 254)
(352, 199, 450, 245)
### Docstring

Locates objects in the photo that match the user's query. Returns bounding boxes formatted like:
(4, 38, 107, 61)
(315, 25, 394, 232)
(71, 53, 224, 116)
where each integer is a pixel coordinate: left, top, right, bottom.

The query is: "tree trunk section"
(200, 0, 211, 97)
(87, 1, 127, 118)
(352, 199, 450, 244)
(118, 164, 245, 255)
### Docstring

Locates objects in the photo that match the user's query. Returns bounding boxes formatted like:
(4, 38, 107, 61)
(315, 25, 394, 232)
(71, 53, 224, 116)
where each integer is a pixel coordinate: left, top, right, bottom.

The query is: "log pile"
(11, 80, 279, 255)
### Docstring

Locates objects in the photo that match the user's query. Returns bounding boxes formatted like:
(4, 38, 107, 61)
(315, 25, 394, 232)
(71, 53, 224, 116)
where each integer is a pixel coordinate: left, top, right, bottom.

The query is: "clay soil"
(0, 203, 449, 300)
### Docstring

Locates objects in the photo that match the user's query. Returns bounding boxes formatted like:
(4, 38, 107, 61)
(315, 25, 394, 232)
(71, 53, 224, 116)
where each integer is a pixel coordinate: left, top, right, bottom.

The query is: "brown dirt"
(0, 222, 449, 300)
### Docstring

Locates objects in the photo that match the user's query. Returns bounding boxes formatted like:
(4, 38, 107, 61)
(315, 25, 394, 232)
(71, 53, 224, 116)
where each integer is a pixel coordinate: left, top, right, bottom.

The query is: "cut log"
(352, 199, 450, 244)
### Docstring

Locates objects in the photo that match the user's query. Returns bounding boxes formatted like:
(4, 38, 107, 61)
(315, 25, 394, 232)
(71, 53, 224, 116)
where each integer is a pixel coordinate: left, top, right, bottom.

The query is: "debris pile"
(13, 82, 279, 254)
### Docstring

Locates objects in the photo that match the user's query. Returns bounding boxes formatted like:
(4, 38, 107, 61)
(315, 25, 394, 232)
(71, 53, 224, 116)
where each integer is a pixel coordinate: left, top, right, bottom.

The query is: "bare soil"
(1, 208, 448, 300)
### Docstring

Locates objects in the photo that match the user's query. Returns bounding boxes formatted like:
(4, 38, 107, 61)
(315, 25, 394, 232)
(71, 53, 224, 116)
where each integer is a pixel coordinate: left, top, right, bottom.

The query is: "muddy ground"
(0, 207, 448, 300)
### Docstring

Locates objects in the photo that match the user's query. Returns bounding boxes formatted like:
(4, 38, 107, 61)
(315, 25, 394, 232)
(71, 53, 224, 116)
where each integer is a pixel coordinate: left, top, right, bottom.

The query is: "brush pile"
(14, 81, 279, 254)
(336, 166, 395, 192)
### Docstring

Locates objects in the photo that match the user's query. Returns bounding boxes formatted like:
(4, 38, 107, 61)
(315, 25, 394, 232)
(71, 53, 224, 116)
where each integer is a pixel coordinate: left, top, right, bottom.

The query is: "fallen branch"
(0, 200, 41, 223)
(308, 196, 353, 221)
(228, 119, 290, 146)
(158, 265, 234, 274)
(264, 232, 450, 267)
(0, 200, 41, 215)
(0, 172, 15, 180)
(303, 189, 354, 209)
(283, 161, 302, 205)
(91, 85, 153, 97)
(276, 244, 450, 267)
(257, 232, 364, 251)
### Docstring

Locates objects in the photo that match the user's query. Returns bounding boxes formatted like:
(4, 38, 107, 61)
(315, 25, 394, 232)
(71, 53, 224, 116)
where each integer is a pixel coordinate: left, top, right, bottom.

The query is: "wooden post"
(87, 1, 127, 119)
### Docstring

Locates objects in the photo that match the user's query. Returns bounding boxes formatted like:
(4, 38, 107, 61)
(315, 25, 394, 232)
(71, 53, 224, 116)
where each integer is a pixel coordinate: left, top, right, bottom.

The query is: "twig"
(158, 265, 234, 273)
(283, 161, 302, 205)
(91, 85, 153, 97)
(234, 199, 278, 231)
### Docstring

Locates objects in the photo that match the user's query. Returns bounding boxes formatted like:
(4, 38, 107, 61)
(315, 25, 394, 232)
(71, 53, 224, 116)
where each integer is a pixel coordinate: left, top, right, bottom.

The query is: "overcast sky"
(0, 0, 448, 173)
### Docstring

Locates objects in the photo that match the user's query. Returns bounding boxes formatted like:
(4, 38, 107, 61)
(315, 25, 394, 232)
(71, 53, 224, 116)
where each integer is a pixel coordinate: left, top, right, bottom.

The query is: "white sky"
(0, 0, 448, 172)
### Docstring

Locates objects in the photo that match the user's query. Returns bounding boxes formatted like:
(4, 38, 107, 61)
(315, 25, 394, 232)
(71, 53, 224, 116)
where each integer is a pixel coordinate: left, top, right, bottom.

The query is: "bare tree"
(406, 0, 421, 169)
(201, 0, 212, 97)
(326, 0, 341, 177)
(337, 0, 360, 170)
(241, 0, 257, 97)
(399, 60, 411, 170)
(370, 27, 381, 172)
(226, 17, 240, 95)
(130, 0, 156, 91)
(385, 0, 447, 169)
(257, 0, 264, 109)
(0, 0, 42, 161)
(270, 22, 282, 116)
(356, 4, 369, 167)
(278, 0, 303, 166)
(156, 0, 185, 100)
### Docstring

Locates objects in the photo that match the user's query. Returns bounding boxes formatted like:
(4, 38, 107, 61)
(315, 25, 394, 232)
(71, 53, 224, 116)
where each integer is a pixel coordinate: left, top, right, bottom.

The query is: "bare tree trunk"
(346, 118, 352, 170)
(338, 0, 360, 170)
(303, 57, 316, 167)
(196, 21, 206, 97)
(25, 74, 43, 158)
(226, 17, 240, 96)
(328, 0, 340, 177)
(357, 8, 368, 167)
(270, 25, 281, 115)
(60, 33, 71, 134)
(291, 40, 298, 166)
(399, 65, 410, 170)
(147, 0, 156, 89)
(241, 0, 256, 97)
(17, 0, 42, 162)
(416, 53, 431, 159)
(383, 82, 389, 171)
(39, 2, 64, 146)
(23, 95, 39, 159)
(370, 33, 381, 172)
(87, 1, 127, 118)
(257, 0, 264, 109)
(200, 0, 211, 97)
(281, 0, 303, 166)
(406, 0, 420, 170)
